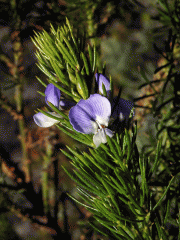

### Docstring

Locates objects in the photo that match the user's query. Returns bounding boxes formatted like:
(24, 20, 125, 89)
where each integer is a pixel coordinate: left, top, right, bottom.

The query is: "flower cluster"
(34, 74, 134, 147)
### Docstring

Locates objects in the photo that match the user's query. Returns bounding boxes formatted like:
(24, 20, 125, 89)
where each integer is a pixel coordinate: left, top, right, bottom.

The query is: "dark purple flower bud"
(112, 97, 134, 122)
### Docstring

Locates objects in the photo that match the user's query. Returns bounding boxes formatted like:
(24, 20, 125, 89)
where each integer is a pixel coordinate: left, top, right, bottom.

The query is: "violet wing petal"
(45, 83, 61, 108)
(95, 73, 111, 96)
(33, 112, 60, 128)
(112, 97, 134, 121)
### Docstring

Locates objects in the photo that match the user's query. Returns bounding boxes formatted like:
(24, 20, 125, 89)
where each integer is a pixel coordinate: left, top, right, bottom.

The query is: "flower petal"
(112, 97, 134, 122)
(95, 73, 111, 97)
(88, 94, 111, 123)
(33, 112, 60, 127)
(105, 128, 114, 138)
(69, 100, 98, 134)
(45, 83, 61, 108)
(69, 94, 111, 134)
(93, 128, 107, 148)
(88, 94, 111, 126)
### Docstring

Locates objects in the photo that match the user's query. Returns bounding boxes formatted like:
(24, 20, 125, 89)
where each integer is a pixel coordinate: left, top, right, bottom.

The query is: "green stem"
(11, 0, 31, 182)
(42, 154, 49, 215)
(86, 3, 101, 69)
(15, 86, 31, 182)
(86, 4, 96, 45)
(42, 139, 53, 215)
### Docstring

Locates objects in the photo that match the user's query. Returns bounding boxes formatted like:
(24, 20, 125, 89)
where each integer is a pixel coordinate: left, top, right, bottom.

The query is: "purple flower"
(33, 83, 73, 128)
(95, 73, 134, 122)
(45, 83, 61, 108)
(69, 74, 134, 147)
(69, 94, 114, 147)
(95, 73, 111, 97)
(111, 97, 134, 122)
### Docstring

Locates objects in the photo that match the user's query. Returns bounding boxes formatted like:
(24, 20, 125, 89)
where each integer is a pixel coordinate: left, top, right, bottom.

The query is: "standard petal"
(95, 73, 111, 97)
(33, 112, 60, 128)
(69, 100, 98, 134)
(45, 83, 61, 108)
(86, 94, 111, 125)
(112, 97, 134, 121)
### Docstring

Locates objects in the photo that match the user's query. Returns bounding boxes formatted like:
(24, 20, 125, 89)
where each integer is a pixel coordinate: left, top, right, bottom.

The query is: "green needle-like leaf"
(37, 62, 58, 82)
(149, 139, 162, 177)
(63, 35, 79, 65)
(81, 52, 90, 75)
(152, 176, 175, 212)
(163, 198, 170, 225)
(49, 59, 68, 86)
(56, 39, 77, 69)
(48, 79, 80, 100)
(56, 125, 93, 147)
(95, 217, 134, 240)
(37, 108, 62, 122)
(92, 44, 97, 72)
(101, 177, 121, 215)
(36, 77, 47, 88)
(89, 148, 115, 170)
(47, 102, 68, 120)
(76, 70, 89, 99)
(65, 17, 78, 52)
(88, 44, 93, 70)
(37, 91, 45, 97)
(83, 152, 106, 172)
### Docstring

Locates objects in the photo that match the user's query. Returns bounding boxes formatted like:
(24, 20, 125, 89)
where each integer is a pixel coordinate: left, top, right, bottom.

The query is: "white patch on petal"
(91, 121, 99, 134)
(96, 115, 109, 127)
(119, 112, 125, 122)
